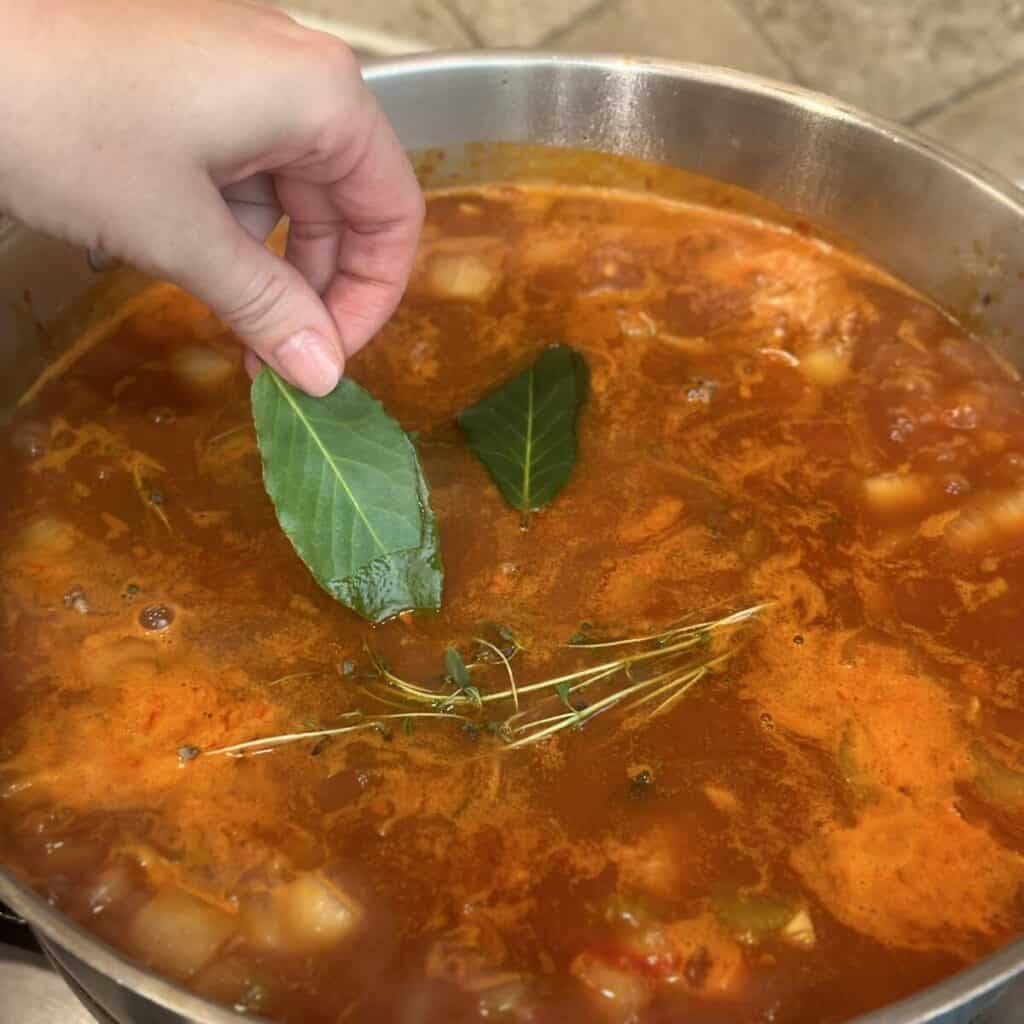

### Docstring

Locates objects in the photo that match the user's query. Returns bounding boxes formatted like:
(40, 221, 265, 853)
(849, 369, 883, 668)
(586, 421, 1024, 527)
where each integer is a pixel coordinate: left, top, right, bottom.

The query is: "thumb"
(149, 176, 344, 397)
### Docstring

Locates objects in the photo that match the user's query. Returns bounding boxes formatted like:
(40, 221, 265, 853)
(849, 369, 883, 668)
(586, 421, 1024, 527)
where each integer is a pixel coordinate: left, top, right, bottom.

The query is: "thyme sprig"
(201, 711, 470, 758)
(192, 604, 767, 758)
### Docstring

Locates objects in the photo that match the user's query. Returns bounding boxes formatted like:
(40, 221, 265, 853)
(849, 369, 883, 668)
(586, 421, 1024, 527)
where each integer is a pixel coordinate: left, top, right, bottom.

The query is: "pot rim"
(363, 50, 1024, 220)
(2, 50, 1023, 1024)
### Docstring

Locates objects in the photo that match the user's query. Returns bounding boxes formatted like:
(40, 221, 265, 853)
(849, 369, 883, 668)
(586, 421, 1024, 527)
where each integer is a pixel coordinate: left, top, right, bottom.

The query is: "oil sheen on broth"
(1, 183, 1023, 1024)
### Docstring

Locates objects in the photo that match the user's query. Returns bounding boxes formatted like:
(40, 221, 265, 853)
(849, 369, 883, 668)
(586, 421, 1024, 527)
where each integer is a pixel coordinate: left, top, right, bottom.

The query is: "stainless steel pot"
(2, 52, 1024, 1024)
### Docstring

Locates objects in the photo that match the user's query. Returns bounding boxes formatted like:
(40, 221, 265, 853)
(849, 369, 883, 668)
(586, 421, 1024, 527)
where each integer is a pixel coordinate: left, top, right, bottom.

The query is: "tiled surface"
(549, 0, 789, 76)
(916, 66, 1024, 187)
(741, 0, 1024, 122)
(269, 0, 472, 50)
(273, 0, 1024, 190)
(447, 0, 595, 47)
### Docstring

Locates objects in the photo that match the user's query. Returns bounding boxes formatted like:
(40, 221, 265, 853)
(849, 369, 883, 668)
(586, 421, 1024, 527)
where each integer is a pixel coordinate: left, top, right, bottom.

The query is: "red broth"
(1, 183, 1022, 1023)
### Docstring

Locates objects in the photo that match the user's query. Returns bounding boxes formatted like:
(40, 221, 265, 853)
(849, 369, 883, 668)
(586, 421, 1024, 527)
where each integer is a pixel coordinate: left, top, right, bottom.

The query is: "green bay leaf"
(252, 368, 442, 623)
(457, 344, 587, 523)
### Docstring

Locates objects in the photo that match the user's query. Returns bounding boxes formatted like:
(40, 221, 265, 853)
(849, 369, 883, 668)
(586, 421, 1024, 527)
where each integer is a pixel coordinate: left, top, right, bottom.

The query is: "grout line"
(538, 0, 616, 46)
(282, 9, 432, 54)
(907, 57, 1024, 126)
(726, 0, 805, 84)
(436, 0, 484, 48)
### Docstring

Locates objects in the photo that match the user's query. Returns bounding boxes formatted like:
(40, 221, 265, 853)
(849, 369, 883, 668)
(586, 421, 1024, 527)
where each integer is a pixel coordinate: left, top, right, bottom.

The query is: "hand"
(0, 0, 424, 396)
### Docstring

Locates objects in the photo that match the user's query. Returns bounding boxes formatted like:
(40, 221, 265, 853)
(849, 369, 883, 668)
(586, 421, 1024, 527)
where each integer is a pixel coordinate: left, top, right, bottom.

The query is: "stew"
(1, 181, 1022, 1023)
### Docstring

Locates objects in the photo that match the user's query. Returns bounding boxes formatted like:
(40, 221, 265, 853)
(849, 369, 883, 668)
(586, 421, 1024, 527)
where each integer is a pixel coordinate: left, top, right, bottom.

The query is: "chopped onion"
(127, 890, 235, 978)
(658, 333, 714, 355)
(170, 344, 235, 390)
(781, 909, 817, 949)
(758, 347, 801, 368)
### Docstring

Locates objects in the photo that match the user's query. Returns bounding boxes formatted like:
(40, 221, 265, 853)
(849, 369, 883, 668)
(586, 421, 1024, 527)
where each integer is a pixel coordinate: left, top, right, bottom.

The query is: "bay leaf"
(251, 368, 442, 622)
(457, 344, 587, 524)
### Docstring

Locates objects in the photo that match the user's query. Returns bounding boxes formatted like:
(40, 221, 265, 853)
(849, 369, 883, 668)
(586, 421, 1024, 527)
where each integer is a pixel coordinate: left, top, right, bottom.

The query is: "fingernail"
(273, 330, 341, 397)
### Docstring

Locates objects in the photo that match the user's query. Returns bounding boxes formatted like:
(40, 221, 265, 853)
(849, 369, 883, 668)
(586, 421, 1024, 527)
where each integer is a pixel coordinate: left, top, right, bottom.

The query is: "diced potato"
(170, 344, 235, 390)
(281, 872, 362, 949)
(946, 487, 1024, 552)
(244, 873, 363, 953)
(127, 889, 235, 978)
(427, 252, 501, 301)
(780, 909, 817, 949)
(84, 859, 149, 917)
(517, 234, 576, 275)
(862, 472, 932, 514)
(240, 893, 287, 952)
(193, 956, 271, 1011)
(801, 345, 851, 386)
(570, 952, 655, 1023)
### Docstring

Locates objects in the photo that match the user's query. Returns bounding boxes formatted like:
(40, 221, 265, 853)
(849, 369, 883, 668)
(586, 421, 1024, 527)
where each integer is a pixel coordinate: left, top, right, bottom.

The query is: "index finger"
(276, 95, 424, 358)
